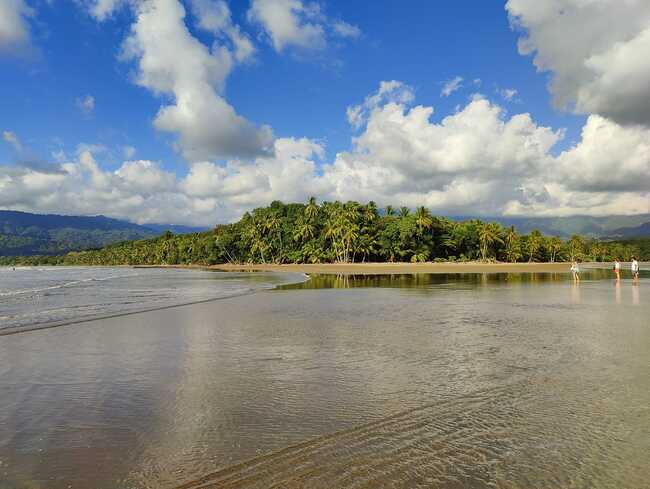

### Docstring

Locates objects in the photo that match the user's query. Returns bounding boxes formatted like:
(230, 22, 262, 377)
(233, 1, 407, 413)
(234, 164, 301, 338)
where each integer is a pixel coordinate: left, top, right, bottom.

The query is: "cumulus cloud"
(121, 0, 273, 161)
(190, 0, 255, 62)
(0, 0, 33, 51)
(329, 90, 564, 215)
(346, 80, 414, 130)
(247, 0, 360, 52)
(506, 0, 650, 127)
(3, 81, 648, 223)
(247, 0, 325, 51)
(0, 138, 327, 225)
(440, 76, 463, 97)
(76, 95, 96, 117)
(556, 115, 650, 193)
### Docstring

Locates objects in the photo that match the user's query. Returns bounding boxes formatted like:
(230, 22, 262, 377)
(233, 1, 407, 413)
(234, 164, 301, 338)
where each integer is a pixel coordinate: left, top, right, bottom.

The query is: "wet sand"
(168, 261, 572, 275)
(1, 271, 647, 489)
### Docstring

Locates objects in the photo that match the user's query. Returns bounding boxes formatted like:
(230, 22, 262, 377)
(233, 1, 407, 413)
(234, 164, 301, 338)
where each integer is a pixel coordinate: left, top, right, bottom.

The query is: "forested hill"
(3, 201, 647, 266)
(0, 210, 206, 256)
(452, 214, 650, 238)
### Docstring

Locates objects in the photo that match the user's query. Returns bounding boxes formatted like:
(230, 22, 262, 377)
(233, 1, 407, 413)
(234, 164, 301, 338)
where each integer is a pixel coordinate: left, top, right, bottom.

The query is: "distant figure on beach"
(631, 257, 639, 283)
(570, 261, 580, 282)
(613, 258, 621, 281)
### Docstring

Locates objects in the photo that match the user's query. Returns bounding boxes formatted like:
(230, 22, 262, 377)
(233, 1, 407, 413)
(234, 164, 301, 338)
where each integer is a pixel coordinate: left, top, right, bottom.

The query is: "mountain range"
(0, 210, 208, 256)
(450, 214, 650, 239)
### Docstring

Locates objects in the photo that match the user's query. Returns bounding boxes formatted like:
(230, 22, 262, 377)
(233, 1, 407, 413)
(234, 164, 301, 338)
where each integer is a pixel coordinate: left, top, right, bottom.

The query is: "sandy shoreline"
(144, 262, 575, 275)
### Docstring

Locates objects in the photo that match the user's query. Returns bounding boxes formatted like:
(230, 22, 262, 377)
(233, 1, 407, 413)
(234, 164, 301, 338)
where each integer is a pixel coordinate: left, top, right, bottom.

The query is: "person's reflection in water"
(571, 282, 581, 304)
(632, 282, 640, 306)
(615, 280, 622, 305)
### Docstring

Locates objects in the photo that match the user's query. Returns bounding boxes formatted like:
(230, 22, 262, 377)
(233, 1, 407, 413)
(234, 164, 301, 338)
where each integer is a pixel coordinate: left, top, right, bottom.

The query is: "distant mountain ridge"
(449, 214, 650, 238)
(608, 221, 650, 238)
(0, 210, 208, 257)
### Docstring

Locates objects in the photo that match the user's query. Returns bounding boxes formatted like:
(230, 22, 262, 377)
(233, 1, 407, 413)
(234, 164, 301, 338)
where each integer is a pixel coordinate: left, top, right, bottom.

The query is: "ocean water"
(0, 269, 648, 489)
(0, 267, 306, 334)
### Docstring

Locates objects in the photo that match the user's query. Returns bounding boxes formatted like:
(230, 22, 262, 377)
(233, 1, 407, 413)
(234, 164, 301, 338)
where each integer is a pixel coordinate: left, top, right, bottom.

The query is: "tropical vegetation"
(1, 200, 647, 266)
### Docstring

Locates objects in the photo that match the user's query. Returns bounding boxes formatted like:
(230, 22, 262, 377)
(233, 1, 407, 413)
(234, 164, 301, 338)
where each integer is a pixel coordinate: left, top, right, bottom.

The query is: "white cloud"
(76, 95, 96, 117)
(498, 88, 518, 102)
(2, 131, 23, 152)
(0, 138, 327, 226)
(556, 115, 650, 193)
(247, 0, 360, 52)
(247, 0, 325, 52)
(81, 0, 128, 21)
(332, 20, 361, 39)
(190, 0, 255, 62)
(3, 81, 648, 223)
(346, 80, 414, 130)
(328, 90, 564, 215)
(0, 0, 33, 51)
(440, 76, 463, 97)
(506, 0, 650, 126)
(115, 159, 176, 193)
(121, 0, 273, 161)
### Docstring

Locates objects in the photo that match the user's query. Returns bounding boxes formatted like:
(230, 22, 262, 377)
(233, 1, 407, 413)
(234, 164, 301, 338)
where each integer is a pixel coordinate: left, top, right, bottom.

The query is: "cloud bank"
(3, 81, 649, 225)
(506, 0, 650, 127)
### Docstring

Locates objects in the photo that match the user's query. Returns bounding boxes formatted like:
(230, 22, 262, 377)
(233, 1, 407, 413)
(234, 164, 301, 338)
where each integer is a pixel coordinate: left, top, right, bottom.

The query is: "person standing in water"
(631, 256, 640, 283)
(570, 260, 580, 282)
(614, 258, 621, 281)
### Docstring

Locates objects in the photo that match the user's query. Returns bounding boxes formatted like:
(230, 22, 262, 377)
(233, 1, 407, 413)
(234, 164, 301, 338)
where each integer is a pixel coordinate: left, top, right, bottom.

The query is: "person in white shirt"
(614, 258, 621, 281)
(570, 261, 580, 282)
(631, 257, 639, 283)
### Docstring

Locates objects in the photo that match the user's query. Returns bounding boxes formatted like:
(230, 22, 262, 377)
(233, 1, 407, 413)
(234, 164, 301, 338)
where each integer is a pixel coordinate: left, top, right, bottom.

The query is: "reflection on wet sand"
(0, 271, 648, 489)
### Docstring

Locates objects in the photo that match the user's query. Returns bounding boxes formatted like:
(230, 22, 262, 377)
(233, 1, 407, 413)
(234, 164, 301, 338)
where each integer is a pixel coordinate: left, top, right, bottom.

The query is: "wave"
(0, 268, 309, 336)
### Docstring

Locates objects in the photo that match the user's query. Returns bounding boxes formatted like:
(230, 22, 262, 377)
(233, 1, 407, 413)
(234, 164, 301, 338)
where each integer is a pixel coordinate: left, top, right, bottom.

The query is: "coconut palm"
(414, 206, 433, 235)
(478, 222, 503, 261)
(305, 196, 319, 221)
(503, 226, 521, 263)
(526, 230, 543, 262)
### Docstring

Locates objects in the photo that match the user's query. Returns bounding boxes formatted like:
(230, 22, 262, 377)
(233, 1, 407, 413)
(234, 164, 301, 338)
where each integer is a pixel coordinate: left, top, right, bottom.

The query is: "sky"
(1, 0, 649, 226)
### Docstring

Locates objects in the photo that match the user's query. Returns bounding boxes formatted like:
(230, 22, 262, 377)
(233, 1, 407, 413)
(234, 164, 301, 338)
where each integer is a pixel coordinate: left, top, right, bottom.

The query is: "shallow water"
(0, 270, 648, 488)
(0, 267, 304, 334)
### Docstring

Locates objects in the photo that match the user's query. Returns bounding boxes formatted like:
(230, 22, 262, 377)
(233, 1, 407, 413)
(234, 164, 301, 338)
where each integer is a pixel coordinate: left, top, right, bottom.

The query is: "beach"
(0, 268, 648, 488)
(167, 261, 573, 274)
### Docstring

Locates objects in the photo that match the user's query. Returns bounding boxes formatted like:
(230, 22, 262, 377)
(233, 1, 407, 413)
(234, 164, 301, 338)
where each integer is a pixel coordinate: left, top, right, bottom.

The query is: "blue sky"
(1, 0, 649, 225)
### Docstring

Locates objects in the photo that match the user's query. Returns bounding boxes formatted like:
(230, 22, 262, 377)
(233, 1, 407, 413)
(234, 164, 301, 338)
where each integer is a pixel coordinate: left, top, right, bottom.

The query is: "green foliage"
(2, 200, 647, 266)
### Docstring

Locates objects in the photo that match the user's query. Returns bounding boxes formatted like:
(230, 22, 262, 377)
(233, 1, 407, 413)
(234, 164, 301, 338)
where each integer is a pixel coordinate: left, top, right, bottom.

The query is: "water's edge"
(0, 268, 310, 337)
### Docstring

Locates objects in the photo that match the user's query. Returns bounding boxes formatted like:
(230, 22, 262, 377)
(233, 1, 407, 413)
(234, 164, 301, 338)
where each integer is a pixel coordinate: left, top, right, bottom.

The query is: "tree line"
(1, 199, 646, 266)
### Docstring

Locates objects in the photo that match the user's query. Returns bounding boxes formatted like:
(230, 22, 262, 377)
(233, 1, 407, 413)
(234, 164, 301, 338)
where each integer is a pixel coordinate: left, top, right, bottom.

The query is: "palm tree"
(399, 206, 410, 217)
(414, 206, 433, 235)
(504, 226, 521, 263)
(526, 230, 543, 262)
(305, 196, 319, 221)
(385, 205, 395, 216)
(478, 222, 503, 261)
